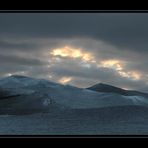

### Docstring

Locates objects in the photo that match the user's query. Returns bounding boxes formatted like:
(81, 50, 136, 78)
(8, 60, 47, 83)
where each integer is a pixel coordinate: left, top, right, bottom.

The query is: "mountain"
(1, 75, 148, 134)
(0, 75, 148, 115)
(87, 83, 148, 98)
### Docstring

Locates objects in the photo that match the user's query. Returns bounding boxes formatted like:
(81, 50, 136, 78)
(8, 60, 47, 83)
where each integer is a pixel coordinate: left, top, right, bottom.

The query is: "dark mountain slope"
(87, 83, 148, 98)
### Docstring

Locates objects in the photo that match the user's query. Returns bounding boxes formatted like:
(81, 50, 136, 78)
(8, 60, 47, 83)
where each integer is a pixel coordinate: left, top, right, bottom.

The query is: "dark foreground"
(0, 105, 148, 135)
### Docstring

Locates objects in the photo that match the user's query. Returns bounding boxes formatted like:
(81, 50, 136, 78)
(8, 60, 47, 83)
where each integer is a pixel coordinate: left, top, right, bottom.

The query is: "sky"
(0, 13, 148, 92)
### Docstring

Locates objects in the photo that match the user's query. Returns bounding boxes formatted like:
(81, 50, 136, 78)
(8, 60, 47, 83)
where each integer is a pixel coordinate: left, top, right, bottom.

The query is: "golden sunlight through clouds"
(50, 46, 142, 82)
(100, 60, 123, 71)
(59, 77, 72, 84)
(119, 71, 141, 80)
(50, 46, 95, 63)
(99, 60, 141, 80)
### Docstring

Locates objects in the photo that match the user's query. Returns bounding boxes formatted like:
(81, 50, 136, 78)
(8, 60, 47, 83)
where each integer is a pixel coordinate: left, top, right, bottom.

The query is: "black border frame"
(1, 4, 148, 138)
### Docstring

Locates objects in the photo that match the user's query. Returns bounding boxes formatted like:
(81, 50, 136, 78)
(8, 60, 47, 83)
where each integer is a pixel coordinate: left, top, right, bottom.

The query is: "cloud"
(0, 54, 47, 66)
(0, 13, 148, 91)
(0, 40, 41, 51)
(1, 13, 148, 52)
(50, 46, 96, 63)
(1, 37, 147, 91)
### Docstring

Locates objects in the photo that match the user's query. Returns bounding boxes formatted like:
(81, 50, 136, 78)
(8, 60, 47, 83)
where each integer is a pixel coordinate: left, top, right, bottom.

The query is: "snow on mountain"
(123, 95, 148, 105)
(1, 75, 148, 134)
(0, 75, 59, 88)
(0, 75, 148, 115)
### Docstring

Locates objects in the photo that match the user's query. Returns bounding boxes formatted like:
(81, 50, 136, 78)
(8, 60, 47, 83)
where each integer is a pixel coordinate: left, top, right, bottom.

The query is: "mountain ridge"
(87, 83, 148, 98)
(0, 75, 148, 115)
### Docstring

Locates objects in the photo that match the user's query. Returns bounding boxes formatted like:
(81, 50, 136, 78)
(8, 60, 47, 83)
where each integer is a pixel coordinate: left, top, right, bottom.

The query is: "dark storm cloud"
(50, 65, 117, 80)
(0, 13, 148, 52)
(0, 13, 98, 38)
(0, 54, 47, 66)
(0, 40, 43, 51)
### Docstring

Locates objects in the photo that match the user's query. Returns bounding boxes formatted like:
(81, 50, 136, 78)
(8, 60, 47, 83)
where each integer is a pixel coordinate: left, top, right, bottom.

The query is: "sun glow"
(99, 59, 141, 81)
(50, 46, 95, 62)
(59, 77, 72, 84)
(50, 46, 142, 82)
(119, 71, 141, 80)
(100, 60, 123, 71)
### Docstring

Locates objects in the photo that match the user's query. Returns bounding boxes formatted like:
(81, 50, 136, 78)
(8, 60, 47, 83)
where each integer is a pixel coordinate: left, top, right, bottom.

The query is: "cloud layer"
(0, 13, 148, 92)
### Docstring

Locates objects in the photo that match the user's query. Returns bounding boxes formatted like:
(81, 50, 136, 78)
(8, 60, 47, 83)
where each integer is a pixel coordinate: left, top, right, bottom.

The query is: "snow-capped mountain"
(0, 75, 148, 115)
(1, 75, 148, 135)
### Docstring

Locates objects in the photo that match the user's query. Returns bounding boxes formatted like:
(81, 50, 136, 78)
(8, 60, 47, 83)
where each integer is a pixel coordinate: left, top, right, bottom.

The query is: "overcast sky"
(0, 13, 148, 91)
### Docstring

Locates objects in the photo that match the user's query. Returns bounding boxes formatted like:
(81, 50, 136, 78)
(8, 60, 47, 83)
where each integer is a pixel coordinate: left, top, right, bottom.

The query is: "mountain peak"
(92, 83, 122, 89)
(87, 83, 148, 97)
(88, 83, 128, 95)
(9, 75, 30, 79)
